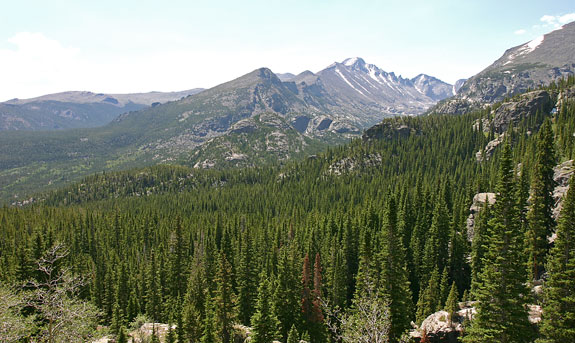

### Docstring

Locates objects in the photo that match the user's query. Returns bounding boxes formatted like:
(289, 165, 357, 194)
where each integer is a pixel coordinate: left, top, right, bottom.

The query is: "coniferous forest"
(1, 78, 575, 342)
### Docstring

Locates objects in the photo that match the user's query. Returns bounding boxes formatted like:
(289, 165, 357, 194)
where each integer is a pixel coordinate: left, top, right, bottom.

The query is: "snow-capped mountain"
(288, 57, 454, 128)
(411, 74, 456, 101)
(431, 21, 575, 114)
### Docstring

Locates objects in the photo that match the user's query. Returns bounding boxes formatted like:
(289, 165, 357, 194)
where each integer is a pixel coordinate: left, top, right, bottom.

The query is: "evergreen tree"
(237, 230, 258, 325)
(421, 200, 450, 283)
(538, 175, 575, 342)
(378, 196, 414, 341)
(470, 200, 491, 297)
(117, 326, 128, 343)
(214, 253, 236, 343)
(438, 267, 450, 309)
(273, 246, 301, 341)
(445, 282, 459, 326)
(201, 293, 216, 343)
(463, 141, 532, 343)
(287, 324, 299, 343)
(251, 277, 280, 343)
(415, 268, 440, 324)
(166, 324, 176, 343)
(183, 248, 206, 342)
(146, 250, 162, 322)
(526, 119, 556, 280)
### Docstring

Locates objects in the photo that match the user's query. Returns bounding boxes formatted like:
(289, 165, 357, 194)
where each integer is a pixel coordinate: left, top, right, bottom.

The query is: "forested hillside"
(1, 77, 575, 342)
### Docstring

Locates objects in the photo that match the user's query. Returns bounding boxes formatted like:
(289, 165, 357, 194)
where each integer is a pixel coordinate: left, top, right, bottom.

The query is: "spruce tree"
(166, 324, 176, 343)
(526, 119, 556, 280)
(237, 230, 258, 325)
(273, 246, 301, 341)
(183, 248, 206, 342)
(214, 253, 236, 343)
(463, 141, 532, 343)
(201, 293, 216, 343)
(117, 326, 128, 343)
(538, 175, 575, 342)
(470, 200, 491, 297)
(378, 196, 414, 341)
(438, 267, 450, 309)
(416, 268, 440, 324)
(445, 282, 459, 326)
(146, 250, 162, 322)
(287, 324, 299, 343)
(251, 277, 280, 343)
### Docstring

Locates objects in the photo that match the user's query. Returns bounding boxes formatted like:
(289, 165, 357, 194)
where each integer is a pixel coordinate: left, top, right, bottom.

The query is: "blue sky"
(0, 0, 573, 101)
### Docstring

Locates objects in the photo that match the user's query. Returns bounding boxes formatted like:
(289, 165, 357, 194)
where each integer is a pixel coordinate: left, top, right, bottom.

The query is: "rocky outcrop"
(476, 133, 506, 162)
(429, 98, 478, 115)
(327, 153, 382, 175)
(410, 302, 542, 342)
(556, 85, 575, 110)
(491, 90, 552, 133)
(467, 192, 496, 241)
(552, 160, 574, 233)
(362, 120, 420, 141)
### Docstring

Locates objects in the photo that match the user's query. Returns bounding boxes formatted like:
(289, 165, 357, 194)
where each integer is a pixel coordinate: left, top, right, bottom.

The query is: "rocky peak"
(491, 90, 552, 133)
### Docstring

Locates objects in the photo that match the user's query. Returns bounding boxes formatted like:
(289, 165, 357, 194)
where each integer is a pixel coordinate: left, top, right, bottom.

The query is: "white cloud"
(514, 29, 526, 35)
(558, 13, 575, 24)
(540, 13, 575, 28)
(0, 32, 82, 100)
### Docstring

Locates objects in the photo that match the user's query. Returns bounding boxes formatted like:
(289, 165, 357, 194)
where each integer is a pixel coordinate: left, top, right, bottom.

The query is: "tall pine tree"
(526, 119, 556, 280)
(538, 175, 575, 342)
(251, 276, 280, 343)
(463, 140, 533, 343)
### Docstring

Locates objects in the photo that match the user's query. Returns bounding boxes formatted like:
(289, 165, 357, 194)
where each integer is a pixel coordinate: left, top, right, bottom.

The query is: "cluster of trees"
(0, 79, 574, 342)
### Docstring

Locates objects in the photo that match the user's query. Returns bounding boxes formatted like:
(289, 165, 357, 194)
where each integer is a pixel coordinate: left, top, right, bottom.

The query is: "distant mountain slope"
(0, 59, 454, 198)
(289, 57, 454, 125)
(0, 89, 203, 130)
(431, 21, 575, 114)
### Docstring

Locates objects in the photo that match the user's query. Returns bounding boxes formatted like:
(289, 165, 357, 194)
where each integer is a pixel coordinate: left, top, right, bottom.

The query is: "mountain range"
(0, 89, 203, 130)
(0, 58, 454, 200)
(431, 21, 575, 114)
(1, 20, 574, 202)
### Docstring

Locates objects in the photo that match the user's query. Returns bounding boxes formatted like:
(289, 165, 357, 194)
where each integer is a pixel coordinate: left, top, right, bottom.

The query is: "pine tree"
(214, 253, 236, 343)
(183, 248, 206, 342)
(538, 175, 575, 342)
(445, 282, 459, 326)
(166, 324, 176, 343)
(301, 253, 313, 330)
(526, 119, 556, 280)
(237, 230, 258, 325)
(201, 292, 216, 343)
(378, 196, 414, 341)
(117, 326, 128, 343)
(470, 200, 491, 297)
(463, 140, 533, 343)
(415, 268, 440, 324)
(438, 267, 450, 309)
(421, 200, 450, 283)
(287, 324, 299, 343)
(251, 277, 280, 343)
(146, 250, 162, 322)
(273, 246, 301, 342)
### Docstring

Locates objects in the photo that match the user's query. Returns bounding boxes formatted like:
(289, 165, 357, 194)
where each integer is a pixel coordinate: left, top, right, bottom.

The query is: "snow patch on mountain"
(335, 68, 367, 97)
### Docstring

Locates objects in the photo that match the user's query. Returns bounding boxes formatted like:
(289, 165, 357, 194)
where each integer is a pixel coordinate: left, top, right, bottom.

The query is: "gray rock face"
(429, 98, 477, 115)
(467, 192, 496, 241)
(429, 22, 575, 114)
(476, 133, 506, 162)
(362, 120, 420, 141)
(411, 74, 456, 101)
(491, 90, 552, 133)
(552, 159, 574, 222)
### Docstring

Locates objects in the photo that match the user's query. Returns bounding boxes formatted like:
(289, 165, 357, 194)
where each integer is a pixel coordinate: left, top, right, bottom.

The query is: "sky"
(0, 0, 574, 102)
